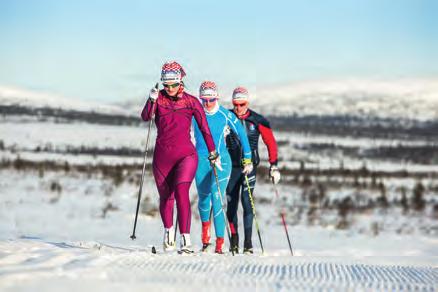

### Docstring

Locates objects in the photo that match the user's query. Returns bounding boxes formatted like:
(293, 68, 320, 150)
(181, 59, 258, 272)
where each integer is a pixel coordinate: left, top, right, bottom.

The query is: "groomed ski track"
(1, 239, 437, 291)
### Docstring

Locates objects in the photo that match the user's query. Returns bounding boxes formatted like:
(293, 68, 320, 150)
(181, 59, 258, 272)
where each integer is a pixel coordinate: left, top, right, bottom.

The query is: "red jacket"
(226, 109, 278, 167)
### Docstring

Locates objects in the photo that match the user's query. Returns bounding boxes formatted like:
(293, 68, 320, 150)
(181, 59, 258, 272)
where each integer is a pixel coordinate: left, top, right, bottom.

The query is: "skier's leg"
(211, 154, 232, 253)
(195, 157, 213, 246)
(226, 167, 242, 234)
(174, 182, 192, 233)
(226, 166, 242, 252)
(195, 157, 213, 223)
(152, 156, 175, 229)
(152, 149, 178, 250)
(173, 152, 198, 234)
(241, 168, 257, 250)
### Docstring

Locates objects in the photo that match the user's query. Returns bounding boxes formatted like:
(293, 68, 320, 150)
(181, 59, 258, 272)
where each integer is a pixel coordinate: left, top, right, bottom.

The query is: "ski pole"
(130, 83, 158, 240)
(272, 181, 294, 255)
(174, 211, 178, 242)
(212, 165, 235, 256)
(244, 174, 265, 254)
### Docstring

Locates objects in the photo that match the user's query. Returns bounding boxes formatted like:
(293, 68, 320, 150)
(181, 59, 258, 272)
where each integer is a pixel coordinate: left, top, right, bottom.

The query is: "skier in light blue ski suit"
(193, 81, 253, 253)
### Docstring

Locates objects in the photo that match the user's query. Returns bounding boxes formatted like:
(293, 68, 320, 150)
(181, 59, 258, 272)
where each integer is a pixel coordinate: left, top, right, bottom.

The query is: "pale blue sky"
(1, 0, 437, 102)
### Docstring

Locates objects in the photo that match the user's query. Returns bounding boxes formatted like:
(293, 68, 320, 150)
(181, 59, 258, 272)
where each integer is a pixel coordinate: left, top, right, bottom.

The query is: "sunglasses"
(233, 102, 248, 108)
(201, 98, 218, 104)
(163, 83, 180, 89)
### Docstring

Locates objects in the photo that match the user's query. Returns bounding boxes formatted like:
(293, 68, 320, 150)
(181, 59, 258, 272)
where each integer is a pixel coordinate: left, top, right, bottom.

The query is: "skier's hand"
(208, 150, 223, 171)
(223, 126, 231, 138)
(148, 83, 159, 102)
(269, 164, 281, 184)
(241, 158, 253, 175)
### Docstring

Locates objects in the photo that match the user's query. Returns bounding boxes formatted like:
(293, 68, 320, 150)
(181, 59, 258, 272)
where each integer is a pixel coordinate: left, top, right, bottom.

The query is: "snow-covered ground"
(1, 95, 438, 290)
(1, 167, 438, 291)
(2, 120, 438, 173)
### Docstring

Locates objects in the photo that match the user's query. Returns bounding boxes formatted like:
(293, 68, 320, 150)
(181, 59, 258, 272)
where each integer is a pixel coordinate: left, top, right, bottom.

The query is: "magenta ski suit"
(141, 89, 216, 234)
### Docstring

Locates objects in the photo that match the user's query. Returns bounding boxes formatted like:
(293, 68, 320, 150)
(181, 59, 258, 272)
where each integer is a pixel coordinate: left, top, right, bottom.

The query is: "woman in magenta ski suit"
(141, 61, 218, 253)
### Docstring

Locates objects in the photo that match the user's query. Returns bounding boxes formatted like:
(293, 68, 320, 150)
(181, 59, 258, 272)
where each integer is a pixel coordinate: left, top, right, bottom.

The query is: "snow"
(0, 85, 131, 116)
(1, 239, 437, 291)
(1, 167, 437, 291)
(3, 78, 438, 121)
(252, 78, 438, 120)
(0, 121, 149, 151)
(1, 94, 438, 290)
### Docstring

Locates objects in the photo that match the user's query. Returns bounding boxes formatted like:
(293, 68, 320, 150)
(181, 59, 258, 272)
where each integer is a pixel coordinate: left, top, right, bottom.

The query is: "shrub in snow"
(101, 201, 118, 218)
(411, 182, 426, 212)
(141, 196, 159, 217)
(336, 196, 353, 229)
(432, 203, 438, 220)
(50, 181, 62, 193)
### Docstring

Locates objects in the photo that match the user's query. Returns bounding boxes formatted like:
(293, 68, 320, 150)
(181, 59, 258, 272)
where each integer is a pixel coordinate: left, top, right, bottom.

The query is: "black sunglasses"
(201, 98, 218, 103)
(163, 83, 180, 89)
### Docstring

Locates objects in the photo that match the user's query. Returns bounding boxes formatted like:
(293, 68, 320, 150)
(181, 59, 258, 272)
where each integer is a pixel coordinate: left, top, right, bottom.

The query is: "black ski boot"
(201, 243, 210, 252)
(243, 239, 253, 254)
(229, 233, 239, 254)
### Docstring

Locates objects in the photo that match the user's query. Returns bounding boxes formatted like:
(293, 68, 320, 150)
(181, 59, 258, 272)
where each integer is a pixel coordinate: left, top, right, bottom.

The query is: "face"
(163, 82, 181, 96)
(233, 100, 249, 116)
(201, 97, 218, 111)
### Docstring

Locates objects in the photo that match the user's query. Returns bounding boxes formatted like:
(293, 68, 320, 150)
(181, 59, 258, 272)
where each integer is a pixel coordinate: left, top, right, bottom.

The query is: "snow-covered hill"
(0, 85, 131, 116)
(252, 78, 438, 121)
(115, 78, 438, 121)
(2, 78, 438, 122)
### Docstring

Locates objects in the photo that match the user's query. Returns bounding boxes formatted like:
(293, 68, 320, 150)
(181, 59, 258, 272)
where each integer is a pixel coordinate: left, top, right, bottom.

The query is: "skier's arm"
(141, 89, 160, 121)
(228, 116, 252, 161)
(258, 121, 278, 165)
(192, 98, 215, 153)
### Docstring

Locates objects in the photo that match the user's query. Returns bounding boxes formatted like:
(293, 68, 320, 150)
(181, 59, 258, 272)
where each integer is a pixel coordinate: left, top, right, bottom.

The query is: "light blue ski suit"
(193, 105, 251, 238)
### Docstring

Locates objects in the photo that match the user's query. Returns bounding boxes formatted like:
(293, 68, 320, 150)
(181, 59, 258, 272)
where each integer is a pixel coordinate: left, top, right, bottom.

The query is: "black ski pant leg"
(226, 167, 243, 235)
(241, 167, 257, 244)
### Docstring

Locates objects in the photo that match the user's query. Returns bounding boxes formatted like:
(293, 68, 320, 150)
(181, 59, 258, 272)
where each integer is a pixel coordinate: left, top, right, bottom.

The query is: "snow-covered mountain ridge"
(252, 78, 438, 121)
(0, 85, 130, 116)
(1, 78, 437, 121)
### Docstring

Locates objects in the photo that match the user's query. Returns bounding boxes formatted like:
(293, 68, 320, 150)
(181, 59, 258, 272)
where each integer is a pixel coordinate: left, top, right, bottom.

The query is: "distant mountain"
(2, 78, 437, 123)
(252, 78, 438, 121)
(0, 85, 130, 116)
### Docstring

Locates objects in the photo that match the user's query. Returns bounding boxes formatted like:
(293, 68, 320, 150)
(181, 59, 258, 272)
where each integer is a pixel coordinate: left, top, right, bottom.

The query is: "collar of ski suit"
(235, 109, 251, 120)
(205, 103, 220, 115)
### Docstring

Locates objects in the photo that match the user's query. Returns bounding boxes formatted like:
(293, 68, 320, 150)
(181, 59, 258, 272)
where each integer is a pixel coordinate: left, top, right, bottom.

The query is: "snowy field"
(2, 120, 438, 172)
(1, 118, 438, 291)
(1, 167, 438, 291)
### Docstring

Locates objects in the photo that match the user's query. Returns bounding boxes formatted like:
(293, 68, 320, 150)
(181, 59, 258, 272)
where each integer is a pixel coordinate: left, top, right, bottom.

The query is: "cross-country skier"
(226, 86, 281, 254)
(141, 61, 219, 253)
(193, 81, 253, 254)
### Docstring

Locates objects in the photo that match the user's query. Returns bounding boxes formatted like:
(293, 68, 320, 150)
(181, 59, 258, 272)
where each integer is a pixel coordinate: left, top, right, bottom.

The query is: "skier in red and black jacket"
(225, 86, 281, 254)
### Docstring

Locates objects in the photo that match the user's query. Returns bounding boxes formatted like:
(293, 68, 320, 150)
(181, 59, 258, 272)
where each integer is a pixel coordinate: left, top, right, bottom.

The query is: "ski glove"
(208, 150, 223, 171)
(241, 158, 253, 175)
(269, 164, 281, 184)
(148, 84, 159, 102)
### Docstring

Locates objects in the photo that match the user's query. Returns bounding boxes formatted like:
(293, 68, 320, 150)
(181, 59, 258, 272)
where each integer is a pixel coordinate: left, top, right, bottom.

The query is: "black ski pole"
(130, 83, 158, 240)
(174, 211, 178, 242)
(244, 174, 264, 254)
(212, 165, 235, 256)
(272, 181, 293, 255)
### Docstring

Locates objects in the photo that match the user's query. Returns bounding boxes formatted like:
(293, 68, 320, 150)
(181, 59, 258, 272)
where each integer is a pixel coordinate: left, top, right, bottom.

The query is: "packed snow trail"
(1, 239, 437, 291)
